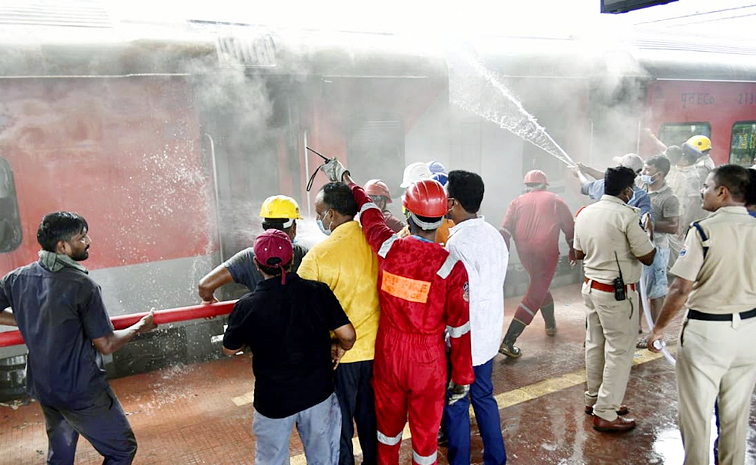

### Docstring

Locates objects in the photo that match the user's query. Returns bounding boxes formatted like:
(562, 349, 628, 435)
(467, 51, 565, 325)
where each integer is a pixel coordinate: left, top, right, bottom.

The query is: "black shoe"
(438, 427, 448, 446)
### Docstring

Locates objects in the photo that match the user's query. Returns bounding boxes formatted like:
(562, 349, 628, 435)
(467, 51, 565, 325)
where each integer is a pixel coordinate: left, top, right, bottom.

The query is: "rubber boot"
(499, 319, 526, 358)
(541, 302, 557, 336)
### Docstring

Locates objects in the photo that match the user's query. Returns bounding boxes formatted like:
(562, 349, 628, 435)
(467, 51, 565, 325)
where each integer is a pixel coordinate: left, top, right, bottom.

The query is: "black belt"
(688, 309, 756, 321)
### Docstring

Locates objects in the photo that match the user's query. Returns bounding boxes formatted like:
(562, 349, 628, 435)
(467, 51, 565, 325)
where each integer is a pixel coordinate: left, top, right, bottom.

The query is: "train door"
(0, 156, 22, 254)
(347, 114, 405, 191)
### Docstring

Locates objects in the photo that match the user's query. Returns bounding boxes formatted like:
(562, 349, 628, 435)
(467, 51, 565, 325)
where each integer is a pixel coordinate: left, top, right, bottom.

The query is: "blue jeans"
(443, 358, 506, 465)
(253, 392, 341, 465)
(642, 246, 669, 299)
(41, 386, 137, 465)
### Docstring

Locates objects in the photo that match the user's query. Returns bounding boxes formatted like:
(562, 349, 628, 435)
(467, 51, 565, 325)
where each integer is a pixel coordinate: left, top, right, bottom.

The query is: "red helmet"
(523, 170, 548, 185)
(403, 179, 447, 217)
(364, 179, 392, 203)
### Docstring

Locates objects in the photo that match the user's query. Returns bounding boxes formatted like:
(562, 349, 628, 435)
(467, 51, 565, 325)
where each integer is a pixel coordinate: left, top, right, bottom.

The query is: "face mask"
(317, 210, 332, 236)
(639, 173, 657, 185)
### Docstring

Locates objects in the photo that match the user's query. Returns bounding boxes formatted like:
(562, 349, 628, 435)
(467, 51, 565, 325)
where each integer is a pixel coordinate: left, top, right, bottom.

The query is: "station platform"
(1, 283, 755, 464)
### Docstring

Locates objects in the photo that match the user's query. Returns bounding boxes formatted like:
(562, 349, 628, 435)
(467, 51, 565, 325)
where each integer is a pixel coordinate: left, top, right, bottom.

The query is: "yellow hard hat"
(259, 195, 303, 220)
(685, 135, 712, 153)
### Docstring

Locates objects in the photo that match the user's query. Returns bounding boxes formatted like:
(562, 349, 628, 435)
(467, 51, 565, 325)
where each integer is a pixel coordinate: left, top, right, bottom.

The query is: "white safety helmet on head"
(612, 153, 644, 174)
(400, 162, 433, 188)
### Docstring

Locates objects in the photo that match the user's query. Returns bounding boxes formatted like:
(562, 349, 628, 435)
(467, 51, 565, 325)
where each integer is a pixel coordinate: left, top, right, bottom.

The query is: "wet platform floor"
(1, 283, 755, 464)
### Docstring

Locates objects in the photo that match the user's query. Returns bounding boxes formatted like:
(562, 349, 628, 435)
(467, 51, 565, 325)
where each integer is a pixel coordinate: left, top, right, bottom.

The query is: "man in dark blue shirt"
(0, 212, 156, 465)
(223, 229, 356, 465)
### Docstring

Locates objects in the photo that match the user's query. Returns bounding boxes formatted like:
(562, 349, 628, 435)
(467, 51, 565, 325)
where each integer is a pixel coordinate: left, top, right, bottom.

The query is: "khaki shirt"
(574, 195, 655, 285)
(670, 206, 756, 314)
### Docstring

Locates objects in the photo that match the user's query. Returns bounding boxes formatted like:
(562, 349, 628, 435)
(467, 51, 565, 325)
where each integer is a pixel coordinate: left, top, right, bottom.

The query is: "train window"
(657, 122, 711, 148)
(0, 157, 22, 253)
(729, 122, 756, 167)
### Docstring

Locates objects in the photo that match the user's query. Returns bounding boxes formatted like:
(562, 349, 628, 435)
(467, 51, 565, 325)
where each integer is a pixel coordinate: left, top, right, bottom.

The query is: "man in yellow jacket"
(298, 182, 381, 465)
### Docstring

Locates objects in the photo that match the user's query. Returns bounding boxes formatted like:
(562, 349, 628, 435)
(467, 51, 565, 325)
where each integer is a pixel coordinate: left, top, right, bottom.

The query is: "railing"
(0, 301, 237, 348)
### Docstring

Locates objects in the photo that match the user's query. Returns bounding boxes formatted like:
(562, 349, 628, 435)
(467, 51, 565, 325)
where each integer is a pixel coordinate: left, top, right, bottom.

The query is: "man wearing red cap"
(364, 179, 404, 233)
(223, 229, 357, 465)
(320, 159, 474, 465)
(498, 170, 576, 358)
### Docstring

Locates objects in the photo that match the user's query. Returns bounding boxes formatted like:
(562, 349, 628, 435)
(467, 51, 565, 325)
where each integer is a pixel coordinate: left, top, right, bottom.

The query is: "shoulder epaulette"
(689, 221, 710, 259)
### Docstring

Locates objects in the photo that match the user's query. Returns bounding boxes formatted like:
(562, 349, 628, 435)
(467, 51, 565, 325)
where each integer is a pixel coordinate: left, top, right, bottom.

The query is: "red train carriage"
(0, 22, 755, 398)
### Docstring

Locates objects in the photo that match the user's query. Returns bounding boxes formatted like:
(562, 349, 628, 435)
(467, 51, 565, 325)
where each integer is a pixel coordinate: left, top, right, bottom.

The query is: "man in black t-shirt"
(0, 212, 157, 465)
(223, 229, 356, 465)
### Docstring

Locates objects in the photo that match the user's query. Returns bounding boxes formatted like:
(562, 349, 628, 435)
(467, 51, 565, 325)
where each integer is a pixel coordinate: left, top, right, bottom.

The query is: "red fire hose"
(0, 300, 237, 348)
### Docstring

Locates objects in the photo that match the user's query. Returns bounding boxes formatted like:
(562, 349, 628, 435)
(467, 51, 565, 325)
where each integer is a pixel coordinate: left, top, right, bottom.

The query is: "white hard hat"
(611, 153, 644, 174)
(400, 162, 433, 188)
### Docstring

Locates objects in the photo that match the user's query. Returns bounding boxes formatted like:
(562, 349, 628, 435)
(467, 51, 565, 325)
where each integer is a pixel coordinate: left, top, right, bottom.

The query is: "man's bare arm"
(198, 266, 234, 303)
(0, 309, 16, 326)
(649, 277, 694, 352)
(92, 310, 157, 355)
(636, 248, 656, 266)
(331, 323, 356, 369)
(578, 163, 605, 180)
(223, 343, 247, 356)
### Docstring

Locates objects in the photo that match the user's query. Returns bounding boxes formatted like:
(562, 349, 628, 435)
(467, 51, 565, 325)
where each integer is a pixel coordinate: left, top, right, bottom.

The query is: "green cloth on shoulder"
(38, 250, 88, 274)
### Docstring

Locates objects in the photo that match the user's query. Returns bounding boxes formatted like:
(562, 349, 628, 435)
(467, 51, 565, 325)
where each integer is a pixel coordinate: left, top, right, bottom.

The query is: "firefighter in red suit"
(498, 170, 576, 358)
(320, 159, 474, 465)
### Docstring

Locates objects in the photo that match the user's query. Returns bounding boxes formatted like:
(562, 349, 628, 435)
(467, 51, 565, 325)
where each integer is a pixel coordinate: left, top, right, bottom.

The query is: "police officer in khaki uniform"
(574, 166, 656, 432)
(650, 165, 756, 465)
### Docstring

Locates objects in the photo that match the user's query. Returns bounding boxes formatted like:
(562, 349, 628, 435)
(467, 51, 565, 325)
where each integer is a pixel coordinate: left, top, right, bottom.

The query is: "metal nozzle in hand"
(447, 381, 470, 405)
(305, 147, 350, 191)
(652, 339, 666, 351)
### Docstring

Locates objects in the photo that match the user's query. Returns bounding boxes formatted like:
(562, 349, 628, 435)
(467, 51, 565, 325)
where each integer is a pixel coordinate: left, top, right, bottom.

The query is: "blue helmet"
(431, 172, 448, 187)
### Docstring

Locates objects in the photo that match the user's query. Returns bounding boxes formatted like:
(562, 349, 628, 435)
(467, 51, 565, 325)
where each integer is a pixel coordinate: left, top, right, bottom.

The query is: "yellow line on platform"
(276, 348, 672, 464)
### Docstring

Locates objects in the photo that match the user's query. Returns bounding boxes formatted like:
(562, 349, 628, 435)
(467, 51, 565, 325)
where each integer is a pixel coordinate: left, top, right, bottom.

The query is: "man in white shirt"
(442, 170, 508, 465)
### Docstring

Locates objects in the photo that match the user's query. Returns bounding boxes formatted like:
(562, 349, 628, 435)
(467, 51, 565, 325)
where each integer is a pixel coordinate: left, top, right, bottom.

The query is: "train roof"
(0, 15, 755, 83)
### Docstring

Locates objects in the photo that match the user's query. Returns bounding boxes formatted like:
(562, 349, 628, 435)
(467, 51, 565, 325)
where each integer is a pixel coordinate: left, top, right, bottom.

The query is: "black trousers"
(335, 360, 378, 465)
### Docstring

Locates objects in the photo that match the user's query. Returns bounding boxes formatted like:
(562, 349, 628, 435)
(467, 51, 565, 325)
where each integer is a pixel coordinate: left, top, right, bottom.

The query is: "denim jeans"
(253, 392, 341, 465)
(443, 358, 506, 465)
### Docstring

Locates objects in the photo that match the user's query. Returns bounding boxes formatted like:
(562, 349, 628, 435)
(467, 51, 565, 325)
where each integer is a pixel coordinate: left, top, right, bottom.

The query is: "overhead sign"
(601, 0, 678, 14)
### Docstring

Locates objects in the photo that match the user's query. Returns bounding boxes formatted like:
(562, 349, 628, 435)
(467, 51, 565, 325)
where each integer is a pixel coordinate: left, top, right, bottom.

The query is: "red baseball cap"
(254, 229, 293, 270)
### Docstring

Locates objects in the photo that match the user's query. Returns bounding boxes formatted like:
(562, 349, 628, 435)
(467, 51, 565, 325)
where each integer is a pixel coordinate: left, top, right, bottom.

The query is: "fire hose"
(0, 300, 237, 348)
(639, 270, 676, 365)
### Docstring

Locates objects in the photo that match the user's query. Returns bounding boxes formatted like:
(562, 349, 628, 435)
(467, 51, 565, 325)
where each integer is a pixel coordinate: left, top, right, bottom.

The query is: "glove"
(447, 380, 470, 406)
(319, 158, 349, 183)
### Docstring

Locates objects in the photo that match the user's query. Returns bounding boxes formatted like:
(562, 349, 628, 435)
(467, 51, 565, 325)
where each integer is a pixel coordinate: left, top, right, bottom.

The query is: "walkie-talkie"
(613, 252, 626, 301)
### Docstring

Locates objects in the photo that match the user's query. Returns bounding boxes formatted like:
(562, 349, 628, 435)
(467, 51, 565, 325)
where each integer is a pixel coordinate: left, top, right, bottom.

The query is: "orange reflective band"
(381, 271, 431, 303)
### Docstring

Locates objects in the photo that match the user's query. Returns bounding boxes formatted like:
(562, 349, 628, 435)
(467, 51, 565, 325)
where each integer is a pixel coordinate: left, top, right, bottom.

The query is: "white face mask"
(639, 173, 659, 185)
(316, 210, 332, 236)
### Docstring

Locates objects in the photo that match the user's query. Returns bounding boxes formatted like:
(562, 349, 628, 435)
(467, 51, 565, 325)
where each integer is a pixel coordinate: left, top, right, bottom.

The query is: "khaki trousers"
(677, 315, 756, 465)
(582, 282, 639, 422)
